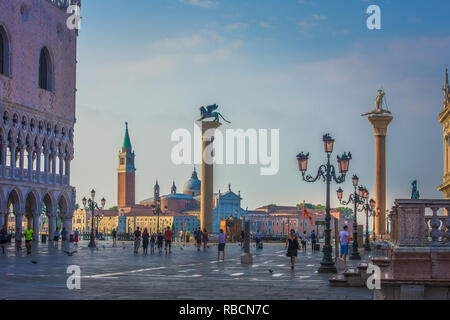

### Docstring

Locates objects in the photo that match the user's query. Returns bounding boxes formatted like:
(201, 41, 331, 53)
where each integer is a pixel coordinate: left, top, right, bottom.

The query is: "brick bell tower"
(118, 122, 136, 208)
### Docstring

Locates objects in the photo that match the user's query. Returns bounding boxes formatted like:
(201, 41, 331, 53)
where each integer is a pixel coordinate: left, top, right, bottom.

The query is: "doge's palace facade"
(0, 0, 79, 240)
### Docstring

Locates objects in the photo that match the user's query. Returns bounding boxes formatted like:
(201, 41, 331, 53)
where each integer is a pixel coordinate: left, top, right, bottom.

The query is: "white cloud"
(224, 22, 249, 31)
(180, 0, 218, 8)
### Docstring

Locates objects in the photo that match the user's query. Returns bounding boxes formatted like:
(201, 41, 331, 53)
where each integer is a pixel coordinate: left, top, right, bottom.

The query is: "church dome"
(183, 168, 201, 196)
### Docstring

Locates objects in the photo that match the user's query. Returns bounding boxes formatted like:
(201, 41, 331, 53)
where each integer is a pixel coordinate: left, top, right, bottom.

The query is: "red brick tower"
(117, 122, 136, 208)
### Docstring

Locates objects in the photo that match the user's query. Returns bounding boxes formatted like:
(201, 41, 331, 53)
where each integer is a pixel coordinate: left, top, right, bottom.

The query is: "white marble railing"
(390, 199, 450, 247)
(0, 165, 69, 186)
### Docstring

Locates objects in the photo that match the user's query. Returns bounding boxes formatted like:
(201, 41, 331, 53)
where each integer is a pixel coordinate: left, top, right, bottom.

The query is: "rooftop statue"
(198, 104, 231, 123)
(411, 180, 420, 200)
(361, 89, 392, 116)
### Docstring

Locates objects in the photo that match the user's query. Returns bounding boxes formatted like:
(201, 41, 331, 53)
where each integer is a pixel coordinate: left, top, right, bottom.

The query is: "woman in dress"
(142, 228, 149, 254)
(286, 229, 301, 270)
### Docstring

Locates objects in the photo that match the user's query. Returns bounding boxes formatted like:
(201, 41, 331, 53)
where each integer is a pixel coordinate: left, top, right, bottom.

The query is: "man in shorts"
(218, 229, 226, 261)
(340, 225, 350, 263)
(23, 227, 34, 255)
(134, 227, 141, 254)
(164, 226, 172, 254)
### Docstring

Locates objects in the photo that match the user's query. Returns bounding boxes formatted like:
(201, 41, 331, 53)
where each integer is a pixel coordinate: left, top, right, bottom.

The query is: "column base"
(318, 262, 337, 274)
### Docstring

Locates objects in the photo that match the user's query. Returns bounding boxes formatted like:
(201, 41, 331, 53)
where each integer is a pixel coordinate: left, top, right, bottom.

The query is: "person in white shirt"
(339, 225, 350, 263)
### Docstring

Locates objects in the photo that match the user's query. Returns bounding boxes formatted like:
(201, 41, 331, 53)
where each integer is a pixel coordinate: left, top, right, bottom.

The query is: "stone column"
(36, 151, 41, 182)
(27, 148, 33, 182)
(0, 213, 4, 230)
(10, 144, 16, 178)
(32, 213, 41, 241)
(65, 158, 71, 185)
(43, 150, 49, 183)
(368, 115, 393, 236)
(196, 121, 221, 234)
(15, 213, 24, 235)
(63, 218, 72, 237)
(48, 215, 56, 242)
(1, 144, 6, 177)
(19, 146, 25, 178)
(51, 153, 57, 184)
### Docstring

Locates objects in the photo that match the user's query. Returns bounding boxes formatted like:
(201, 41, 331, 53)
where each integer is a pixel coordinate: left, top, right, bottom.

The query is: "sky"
(72, 0, 450, 218)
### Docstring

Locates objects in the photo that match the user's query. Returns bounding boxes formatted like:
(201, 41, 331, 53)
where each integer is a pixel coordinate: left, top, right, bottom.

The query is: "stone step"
(372, 257, 391, 267)
(329, 274, 348, 287)
(343, 269, 366, 287)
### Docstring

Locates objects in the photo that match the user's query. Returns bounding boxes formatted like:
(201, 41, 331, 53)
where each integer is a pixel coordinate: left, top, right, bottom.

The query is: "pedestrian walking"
(286, 229, 301, 270)
(112, 228, 117, 247)
(53, 227, 60, 247)
(61, 228, 68, 242)
(157, 232, 164, 254)
(186, 230, 190, 244)
(202, 228, 208, 251)
(240, 230, 245, 247)
(218, 229, 226, 261)
(164, 226, 172, 254)
(310, 230, 317, 252)
(134, 227, 141, 254)
(73, 229, 79, 246)
(142, 228, 149, 254)
(150, 234, 156, 254)
(255, 229, 262, 249)
(194, 227, 202, 251)
(23, 227, 34, 255)
(340, 225, 350, 264)
(1, 225, 8, 254)
(301, 230, 307, 252)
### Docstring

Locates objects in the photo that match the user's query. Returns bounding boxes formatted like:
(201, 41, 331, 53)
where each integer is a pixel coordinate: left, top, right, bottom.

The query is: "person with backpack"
(142, 228, 149, 254)
(112, 228, 117, 247)
(157, 232, 164, 254)
(301, 230, 307, 252)
(150, 234, 156, 254)
(133, 227, 141, 254)
(194, 227, 202, 252)
(310, 230, 317, 252)
(202, 228, 209, 251)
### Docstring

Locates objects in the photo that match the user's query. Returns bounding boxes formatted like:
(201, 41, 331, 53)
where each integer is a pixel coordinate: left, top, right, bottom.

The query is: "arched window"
(39, 47, 52, 91)
(0, 25, 9, 76)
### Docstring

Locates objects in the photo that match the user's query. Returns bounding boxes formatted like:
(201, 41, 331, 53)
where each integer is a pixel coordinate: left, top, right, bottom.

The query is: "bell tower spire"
(117, 122, 136, 208)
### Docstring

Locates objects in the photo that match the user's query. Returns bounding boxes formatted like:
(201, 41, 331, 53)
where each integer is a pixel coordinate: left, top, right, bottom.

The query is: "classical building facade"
(438, 68, 450, 200)
(0, 0, 78, 240)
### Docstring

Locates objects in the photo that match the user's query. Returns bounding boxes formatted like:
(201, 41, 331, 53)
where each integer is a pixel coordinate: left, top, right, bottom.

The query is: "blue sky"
(73, 0, 450, 216)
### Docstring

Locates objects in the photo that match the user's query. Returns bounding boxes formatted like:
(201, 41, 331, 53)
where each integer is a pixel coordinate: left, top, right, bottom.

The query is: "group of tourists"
(132, 226, 173, 255)
(193, 227, 209, 251)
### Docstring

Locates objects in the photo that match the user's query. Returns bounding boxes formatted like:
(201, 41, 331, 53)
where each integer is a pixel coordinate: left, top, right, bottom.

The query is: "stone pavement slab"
(0, 241, 373, 300)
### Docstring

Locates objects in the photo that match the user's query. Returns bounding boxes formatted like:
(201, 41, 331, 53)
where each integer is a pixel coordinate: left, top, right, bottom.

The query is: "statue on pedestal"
(198, 104, 231, 123)
(361, 89, 392, 116)
(411, 180, 420, 200)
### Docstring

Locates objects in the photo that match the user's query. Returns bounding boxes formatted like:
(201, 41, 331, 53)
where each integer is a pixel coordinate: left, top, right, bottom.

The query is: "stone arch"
(57, 192, 71, 219)
(24, 189, 40, 231)
(6, 188, 24, 233)
(3, 110, 9, 125)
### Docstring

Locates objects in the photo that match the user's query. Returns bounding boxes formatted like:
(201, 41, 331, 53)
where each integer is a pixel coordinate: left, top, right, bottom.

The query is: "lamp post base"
(364, 242, 371, 251)
(318, 263, 337, 274)
(350, 252, 361, 260)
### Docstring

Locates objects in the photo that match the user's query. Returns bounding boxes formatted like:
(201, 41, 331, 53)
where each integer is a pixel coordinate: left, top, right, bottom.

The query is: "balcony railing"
(0, 165, 70, 186)
(46, 0, 80, 10)
(390, 199, 450, 247)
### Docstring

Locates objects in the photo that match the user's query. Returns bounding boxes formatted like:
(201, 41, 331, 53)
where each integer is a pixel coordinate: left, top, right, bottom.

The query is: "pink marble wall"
(0, 0, 77, 122)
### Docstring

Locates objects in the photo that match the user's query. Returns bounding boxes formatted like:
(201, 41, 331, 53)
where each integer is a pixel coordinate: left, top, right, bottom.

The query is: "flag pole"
(302, 200, 306, 234)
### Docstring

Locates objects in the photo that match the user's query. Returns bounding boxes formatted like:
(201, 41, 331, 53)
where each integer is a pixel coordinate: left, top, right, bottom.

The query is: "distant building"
(245, 205, 353, 237)
(212, 184, 246, 233)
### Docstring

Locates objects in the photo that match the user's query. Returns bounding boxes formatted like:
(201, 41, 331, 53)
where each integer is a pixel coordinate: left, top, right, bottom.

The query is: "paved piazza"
(0, 241, 373, 300)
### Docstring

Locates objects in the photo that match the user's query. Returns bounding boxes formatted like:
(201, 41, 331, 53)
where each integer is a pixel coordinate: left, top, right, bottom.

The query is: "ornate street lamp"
(357, 189, 377, 251)
(82, 190, 106, 248)
(297, 134, 351, 274)
(336, 175, 366, 260)
(151, 198, 167, 234)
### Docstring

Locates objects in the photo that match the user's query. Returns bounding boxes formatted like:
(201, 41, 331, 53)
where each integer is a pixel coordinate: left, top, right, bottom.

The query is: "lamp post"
(336, 175, 365, 260)
(151, 199, 167, 234)
(82, 189, 106, 248)
(358, 193, 377, 251)
(297, 134, 351, 274)
(96, 212, 104, 239)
